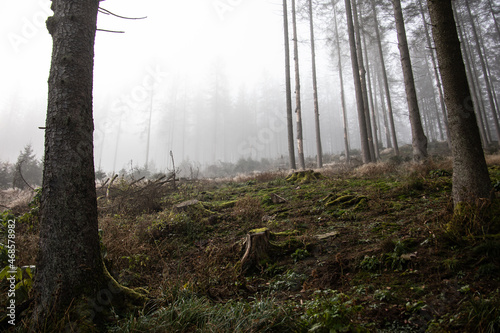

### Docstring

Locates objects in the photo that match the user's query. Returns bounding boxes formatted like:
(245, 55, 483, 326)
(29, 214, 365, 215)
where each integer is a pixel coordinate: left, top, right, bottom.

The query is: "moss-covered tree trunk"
(427, 0, 492, 205)
(33, 0, 144, 329)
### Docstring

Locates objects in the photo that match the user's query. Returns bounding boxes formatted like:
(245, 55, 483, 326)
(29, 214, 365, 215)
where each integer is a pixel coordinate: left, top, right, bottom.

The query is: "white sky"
(0, 0, 290, 166)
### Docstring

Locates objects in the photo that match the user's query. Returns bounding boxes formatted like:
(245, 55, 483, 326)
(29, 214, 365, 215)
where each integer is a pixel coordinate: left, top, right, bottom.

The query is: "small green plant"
(268, 271, 308, 292)
(122, 253, 150, 271)
(374, 289, 393, 302)
(291, 248, 310, 262)
(299, 289, 366, 332)
(381, 240, 415, 271)
(359, 255, 381, 272)
(442, 258, 460, 272)
(429, 169, 451, 178)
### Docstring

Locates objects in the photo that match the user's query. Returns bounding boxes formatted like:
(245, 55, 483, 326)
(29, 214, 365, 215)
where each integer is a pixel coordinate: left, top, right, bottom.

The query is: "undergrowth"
(1, 152, 500, 332)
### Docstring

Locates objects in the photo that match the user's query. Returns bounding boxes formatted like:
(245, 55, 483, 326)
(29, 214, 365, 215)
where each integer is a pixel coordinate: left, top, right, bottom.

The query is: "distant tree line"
(0, 144, 42, 190)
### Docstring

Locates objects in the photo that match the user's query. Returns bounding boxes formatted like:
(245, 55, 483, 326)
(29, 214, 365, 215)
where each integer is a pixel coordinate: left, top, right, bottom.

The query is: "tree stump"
(241, 228, 272, 273)
(173, 199, 199, 212)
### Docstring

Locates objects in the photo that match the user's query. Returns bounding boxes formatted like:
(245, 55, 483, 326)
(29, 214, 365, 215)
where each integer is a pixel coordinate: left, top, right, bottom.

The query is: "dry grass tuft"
(486, 154, 500, 166)
(232, 196, 265, 225)
(0, 189, 35, 214)
(16, 233, 39, 266)
(353, 162, 397, 178)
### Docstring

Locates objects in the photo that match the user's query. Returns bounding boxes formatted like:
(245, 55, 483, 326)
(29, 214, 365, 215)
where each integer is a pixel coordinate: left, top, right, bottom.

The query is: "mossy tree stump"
(241, 228, 272, 273)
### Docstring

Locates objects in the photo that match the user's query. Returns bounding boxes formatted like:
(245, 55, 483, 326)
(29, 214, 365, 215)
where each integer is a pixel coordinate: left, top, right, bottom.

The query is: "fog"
(1, 0, 412, 175)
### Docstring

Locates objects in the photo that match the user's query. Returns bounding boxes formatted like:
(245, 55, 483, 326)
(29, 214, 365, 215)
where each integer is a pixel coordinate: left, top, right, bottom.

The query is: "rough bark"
(308, 0, 323, 168)
(344, 0, 371, 164)
(34, 0, 145, 328)
(427, 0, 492, 204)
(392, 0, 428, 161)
(371, 0, 399, 155)
(292, 0, 306, 170)
(283, 0, 297, 170)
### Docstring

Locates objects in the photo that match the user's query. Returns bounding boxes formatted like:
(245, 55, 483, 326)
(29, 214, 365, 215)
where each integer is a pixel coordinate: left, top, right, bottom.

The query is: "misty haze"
(1, 0, 500, 331)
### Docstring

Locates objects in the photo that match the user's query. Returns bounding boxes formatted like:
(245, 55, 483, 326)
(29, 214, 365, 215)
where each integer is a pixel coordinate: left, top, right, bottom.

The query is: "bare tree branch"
(16, 160, 35, 192)
(96, 28, 125, 33)
(98, 7, 147, 20)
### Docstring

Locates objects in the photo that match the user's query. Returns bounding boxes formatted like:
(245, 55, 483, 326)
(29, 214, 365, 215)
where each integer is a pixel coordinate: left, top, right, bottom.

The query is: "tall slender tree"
(352, 0, 375, 161)
(371, 0, 399, 155)
(457, 16, 493, 145)
(362, 32, 380, 160)
(332, 0, 350, 162)
(283, 0, 297, 170)
(308, 0, 323, 168)
(427, 0, 492, 205)
(417, 0, 449, 144)
(463, 0, 500, 142)
(292, 0, 306, 169)
(392, 0, 428, 161)
(344, 0, 371, 164)
(34, 0, 145, 328)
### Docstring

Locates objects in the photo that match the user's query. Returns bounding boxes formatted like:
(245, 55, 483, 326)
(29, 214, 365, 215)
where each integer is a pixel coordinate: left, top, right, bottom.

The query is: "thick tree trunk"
(283, 0, 296, 170)
(35, 0, 103, 323)
(371, 0, 399, 156)
(427, 0, 492, 204)
(292, 0, 306, 170)
(392, 0, 428, 161)
(344, 0, 371, 164)
(333, 2, 350, 162)
(308, 0, 323, 168)
(34, 0, 145, 328)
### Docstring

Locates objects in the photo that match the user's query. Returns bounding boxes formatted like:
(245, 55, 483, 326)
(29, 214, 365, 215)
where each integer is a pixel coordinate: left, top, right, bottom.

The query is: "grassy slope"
(2, 153, 500, 332)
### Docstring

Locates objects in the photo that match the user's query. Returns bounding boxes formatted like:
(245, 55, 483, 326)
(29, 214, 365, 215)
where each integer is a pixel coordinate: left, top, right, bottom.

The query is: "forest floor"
(2, 145, 500, 332)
